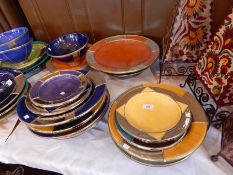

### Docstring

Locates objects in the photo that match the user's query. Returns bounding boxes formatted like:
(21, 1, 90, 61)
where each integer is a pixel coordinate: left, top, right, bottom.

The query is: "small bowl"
(46, 33, 88, 61)
(0, 27, 29, 51)
(0, 38, 33, 63)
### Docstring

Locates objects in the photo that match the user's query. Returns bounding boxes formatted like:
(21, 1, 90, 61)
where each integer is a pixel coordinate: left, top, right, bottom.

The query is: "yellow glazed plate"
(108, 83, 208, 165)
(115, 85, 192, 142)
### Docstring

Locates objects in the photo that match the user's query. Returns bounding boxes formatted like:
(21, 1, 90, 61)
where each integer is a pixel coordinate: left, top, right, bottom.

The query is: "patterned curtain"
(163, 0, 213, 63)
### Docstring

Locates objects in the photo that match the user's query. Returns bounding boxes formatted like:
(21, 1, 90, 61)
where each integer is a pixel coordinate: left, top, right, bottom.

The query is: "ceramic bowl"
(0, 27, 29, 51)
(46, 33, 88, 60)
(0, 38, 33, 63)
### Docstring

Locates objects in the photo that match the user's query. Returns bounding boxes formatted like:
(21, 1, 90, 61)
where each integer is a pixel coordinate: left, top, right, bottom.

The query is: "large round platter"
(115, 85, 192, 143)
(0, 68, 25, 111)
(0, 41, 47, 70)
(0, 72, 16, 104)
(28, 91, 109, 139)
(18, 70, 107, 123)
(86, 35, 160, 75)
(29, 70, 88, 108)
(0, 81, 29, 121)
(108, 84, 208, 165)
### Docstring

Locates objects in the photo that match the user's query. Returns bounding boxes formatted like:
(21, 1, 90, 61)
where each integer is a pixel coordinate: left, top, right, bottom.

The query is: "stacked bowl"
(0, 68, 28, 121)
(45, 33, 89, 71)
(17, 69, 109, 139)
(0, 28, 49, 76)
(109, 84, 208, 166)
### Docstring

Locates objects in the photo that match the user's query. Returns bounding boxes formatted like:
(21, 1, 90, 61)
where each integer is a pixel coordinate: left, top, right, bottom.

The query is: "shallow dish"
(46, 33, 88, 60)
(0, 72, 16, 105)
(0, 27, 29, 51)
(0, 68, 25, 111)
(0, 41, 47, 70)
(29, 70, 88, 108)
(28, 91, 109, 138)
(109, 84, 208, 164)
(115, 85, 192, 143)
(86, 35, 160, 75)
(0, 38, 33, 63)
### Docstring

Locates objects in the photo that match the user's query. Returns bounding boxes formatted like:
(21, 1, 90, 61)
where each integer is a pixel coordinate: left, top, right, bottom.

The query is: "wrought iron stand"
(159, 60, 195, 83)
(180, 73, 231, 129)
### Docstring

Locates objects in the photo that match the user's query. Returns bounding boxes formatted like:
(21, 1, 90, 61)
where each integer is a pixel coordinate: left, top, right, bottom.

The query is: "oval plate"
(86, 35, 160, 75)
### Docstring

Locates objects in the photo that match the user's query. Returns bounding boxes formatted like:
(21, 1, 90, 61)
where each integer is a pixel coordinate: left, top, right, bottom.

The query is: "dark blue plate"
(46, 33, 88, 60)
(0, 72, 16, 104)
(18, 91, 109, 138)
(29, 70, 88, 108)
(20, 70, 106, 118)
(0, 81, 29, 120)
(0, 68, 25, 111)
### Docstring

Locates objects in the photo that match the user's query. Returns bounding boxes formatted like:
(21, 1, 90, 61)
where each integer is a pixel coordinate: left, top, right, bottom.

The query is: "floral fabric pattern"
(195, 8, 233, 106)
(163, 0, 213, 62)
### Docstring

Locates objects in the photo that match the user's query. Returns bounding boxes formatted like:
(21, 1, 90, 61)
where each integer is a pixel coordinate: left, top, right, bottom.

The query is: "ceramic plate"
(29, 70, 88, 108)
(28, 91, 109, 138)
(115, 117, 187, 151)
(28, 92, 107, 133)
(21, 51, 50, 75)
(86, 35, 160, 75)
(0, 81, 29, 121)
(0, 68, 25, 111)
(0, 72, 16, 105)
(0, 41, 47, 70)
(109, 84, 208, 164)
(18, 70, 106, 122)
(112, 136, 190, 167)
(25, 79, 92, 116)
(115, 85, 192, 143)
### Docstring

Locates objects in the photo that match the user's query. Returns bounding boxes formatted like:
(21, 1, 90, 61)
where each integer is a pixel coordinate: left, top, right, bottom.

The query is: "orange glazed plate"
(86, 35, 160, 74)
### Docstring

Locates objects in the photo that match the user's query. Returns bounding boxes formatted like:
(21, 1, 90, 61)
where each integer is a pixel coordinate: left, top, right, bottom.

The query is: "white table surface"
(0, 63, 233, 175)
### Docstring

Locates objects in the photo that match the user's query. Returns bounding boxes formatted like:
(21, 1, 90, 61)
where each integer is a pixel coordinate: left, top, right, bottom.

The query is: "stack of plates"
(86, 35, 160, 78)
(0, 41, 50, 77)
(0, 68, 28, 121)
(108, 84, 208, 166)
(17, 70, 109, 139)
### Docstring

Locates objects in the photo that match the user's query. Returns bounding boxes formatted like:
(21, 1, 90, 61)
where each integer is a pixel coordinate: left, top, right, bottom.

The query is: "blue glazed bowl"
(0, 27, 29, 51)
(0, 38, 33, 63)
(46, 33, 88, 60)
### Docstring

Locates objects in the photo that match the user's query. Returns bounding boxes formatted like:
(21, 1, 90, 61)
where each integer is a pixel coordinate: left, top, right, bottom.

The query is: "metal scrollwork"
(180, 74, 231, 128)
(161, 64, 194, 76)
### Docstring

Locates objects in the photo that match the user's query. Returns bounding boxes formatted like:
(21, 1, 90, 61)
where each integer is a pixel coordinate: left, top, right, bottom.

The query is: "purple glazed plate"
(0, 68, 25, 111)
(29, 70, 88, 108)
(0, 72, 16, 105)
